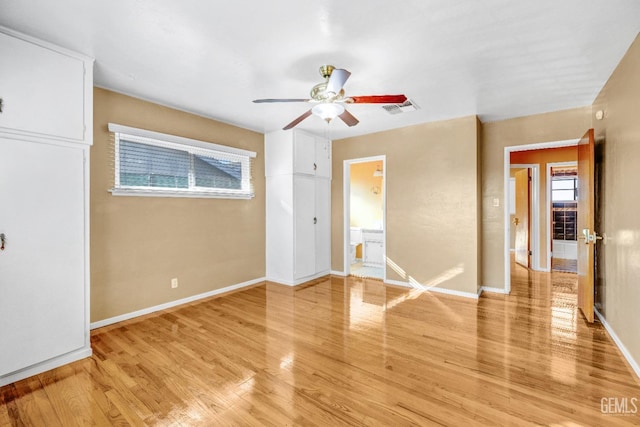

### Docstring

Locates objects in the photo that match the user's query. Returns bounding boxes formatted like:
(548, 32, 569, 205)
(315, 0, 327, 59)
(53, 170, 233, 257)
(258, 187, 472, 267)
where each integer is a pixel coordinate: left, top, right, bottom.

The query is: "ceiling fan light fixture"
(312, 102, 345, 122)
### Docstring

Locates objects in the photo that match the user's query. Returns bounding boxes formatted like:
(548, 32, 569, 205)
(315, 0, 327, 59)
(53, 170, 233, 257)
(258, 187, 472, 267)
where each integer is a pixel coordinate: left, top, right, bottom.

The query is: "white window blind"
(108, 123, 256, 199)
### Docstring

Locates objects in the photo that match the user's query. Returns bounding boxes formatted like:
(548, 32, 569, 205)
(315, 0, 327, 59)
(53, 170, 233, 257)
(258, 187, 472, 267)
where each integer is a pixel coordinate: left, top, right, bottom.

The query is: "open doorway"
(548, 162, 578, 273)
(343, 156, 386, 280)
(504, 140, 578, 292)
(510, 165, 537, 269)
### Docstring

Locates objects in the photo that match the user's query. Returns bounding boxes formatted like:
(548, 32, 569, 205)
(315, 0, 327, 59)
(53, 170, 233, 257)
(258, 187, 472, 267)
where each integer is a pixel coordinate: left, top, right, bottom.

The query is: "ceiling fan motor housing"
(310, 83, 344, 102)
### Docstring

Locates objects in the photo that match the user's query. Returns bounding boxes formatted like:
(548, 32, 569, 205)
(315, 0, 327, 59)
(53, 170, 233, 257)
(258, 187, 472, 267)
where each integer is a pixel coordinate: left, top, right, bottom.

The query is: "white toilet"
(349, 227, 363, 264)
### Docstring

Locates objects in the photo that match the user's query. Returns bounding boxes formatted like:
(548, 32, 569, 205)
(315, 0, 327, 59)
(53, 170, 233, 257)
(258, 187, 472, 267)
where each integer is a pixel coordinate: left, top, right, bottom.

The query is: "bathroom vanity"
(362, 229, 384, 267)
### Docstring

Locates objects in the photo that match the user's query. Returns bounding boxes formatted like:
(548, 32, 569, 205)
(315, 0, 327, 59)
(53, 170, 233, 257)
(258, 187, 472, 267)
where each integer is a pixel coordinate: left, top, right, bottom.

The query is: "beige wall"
(592, 34, 640, 369)
(510, 146, 578, 268)
(91, 88, 265, 322)
(332, 116, 481, 294)
(349, 161, 384, 229)
(481, 107, 592, 288)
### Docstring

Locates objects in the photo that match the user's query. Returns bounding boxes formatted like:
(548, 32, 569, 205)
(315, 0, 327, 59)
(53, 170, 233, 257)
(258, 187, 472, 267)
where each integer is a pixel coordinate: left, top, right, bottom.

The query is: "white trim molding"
(384, 279, 480, 300)
(265, 271, 332, 287)
(90, 277, 266, 330)
(331, 270, 347, 277)
(0, 347, 92, 387)
(594, 307, 640, 380)
(479, 286, 509, 295)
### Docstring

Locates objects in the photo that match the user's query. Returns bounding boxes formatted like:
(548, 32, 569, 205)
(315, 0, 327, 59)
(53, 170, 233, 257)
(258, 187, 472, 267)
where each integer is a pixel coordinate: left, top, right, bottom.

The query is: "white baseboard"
(90, 277, 266, 330)
(384, 279, 413, 288)
(479, 286, 509, 295)
(0, 346, 92, 387)
(384, 279, 479, 299)
(266, 271, 331, 287)
(331, 270, 346, 276)
(594, 307, 640, 380)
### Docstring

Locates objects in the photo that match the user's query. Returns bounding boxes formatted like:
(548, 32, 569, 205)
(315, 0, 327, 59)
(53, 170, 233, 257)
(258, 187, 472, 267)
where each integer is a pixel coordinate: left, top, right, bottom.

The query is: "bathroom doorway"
(343, 156, 386, 280)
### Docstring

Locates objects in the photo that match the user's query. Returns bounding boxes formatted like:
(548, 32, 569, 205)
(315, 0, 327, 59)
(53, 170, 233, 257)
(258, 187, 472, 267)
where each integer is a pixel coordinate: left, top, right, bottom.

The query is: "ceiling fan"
(253, 65, 407, 130)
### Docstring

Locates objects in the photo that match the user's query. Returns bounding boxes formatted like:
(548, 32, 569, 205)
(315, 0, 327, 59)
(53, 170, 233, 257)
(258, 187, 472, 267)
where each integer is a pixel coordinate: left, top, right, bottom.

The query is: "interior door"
(514, 168, 530, 267)
(294, 175, 316, 279)
(577, 129, 595, 322)
(0, 137, 86, 376)
(314, 178, 331, 274)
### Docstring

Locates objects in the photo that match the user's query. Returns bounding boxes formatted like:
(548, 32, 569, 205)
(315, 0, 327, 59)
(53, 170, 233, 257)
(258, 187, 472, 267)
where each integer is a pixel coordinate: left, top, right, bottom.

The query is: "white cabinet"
(362, 230, 384, 267)
(265, 129, 331, 178)
(0, 29, 91, 143)
(265, 130, 331, 286)
(0, 27, 93, 387)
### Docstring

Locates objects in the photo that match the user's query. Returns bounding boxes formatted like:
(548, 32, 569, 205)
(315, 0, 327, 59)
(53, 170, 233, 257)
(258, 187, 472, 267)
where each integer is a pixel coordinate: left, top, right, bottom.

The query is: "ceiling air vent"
(382, 98, 420, 115)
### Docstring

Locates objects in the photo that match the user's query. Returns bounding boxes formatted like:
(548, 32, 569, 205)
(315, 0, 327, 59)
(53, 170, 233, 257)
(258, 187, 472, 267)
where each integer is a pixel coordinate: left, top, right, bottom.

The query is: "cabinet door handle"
(313, 163, 317, 171)
(0, 97, 3, 113)
(313, 217, 317, 225)
(0, 233, 5, 251)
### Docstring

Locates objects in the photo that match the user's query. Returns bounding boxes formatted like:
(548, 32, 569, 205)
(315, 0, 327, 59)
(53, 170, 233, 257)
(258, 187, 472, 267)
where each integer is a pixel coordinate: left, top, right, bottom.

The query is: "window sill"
(109, 188, 254, 199)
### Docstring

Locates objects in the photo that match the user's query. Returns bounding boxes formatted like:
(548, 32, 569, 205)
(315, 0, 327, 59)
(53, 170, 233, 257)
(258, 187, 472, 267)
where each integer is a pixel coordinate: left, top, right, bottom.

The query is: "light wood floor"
(551, 257, 578, 273)
(2, 265, 639, 426)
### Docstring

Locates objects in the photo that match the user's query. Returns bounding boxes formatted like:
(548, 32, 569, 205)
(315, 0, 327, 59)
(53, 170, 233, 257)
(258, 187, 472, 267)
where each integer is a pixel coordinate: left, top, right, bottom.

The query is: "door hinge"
(529, 250, 532, 256)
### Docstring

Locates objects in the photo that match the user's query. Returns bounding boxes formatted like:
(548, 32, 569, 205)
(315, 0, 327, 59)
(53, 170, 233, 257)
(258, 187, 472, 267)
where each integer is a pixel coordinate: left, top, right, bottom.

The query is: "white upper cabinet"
(265, 130, 331, 178)
(293, 131, 317, 175)
(293, 131, 331, 177)
(0, 29, 92, 143)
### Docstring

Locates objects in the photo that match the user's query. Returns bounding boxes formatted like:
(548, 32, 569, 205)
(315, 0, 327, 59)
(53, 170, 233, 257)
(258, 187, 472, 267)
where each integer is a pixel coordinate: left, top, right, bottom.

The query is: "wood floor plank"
(1, 264, 639, 425)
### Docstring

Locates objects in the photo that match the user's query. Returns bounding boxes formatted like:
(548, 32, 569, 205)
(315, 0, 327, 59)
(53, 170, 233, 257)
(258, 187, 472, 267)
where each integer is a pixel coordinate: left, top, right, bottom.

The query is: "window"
(108, 123, 256, 199)
(551, 177, 577, 202)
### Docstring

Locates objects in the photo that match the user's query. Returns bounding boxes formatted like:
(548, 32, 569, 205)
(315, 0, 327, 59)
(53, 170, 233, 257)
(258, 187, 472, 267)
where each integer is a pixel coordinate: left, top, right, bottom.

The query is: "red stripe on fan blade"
(348, 95, 407, 104)
(253, 98, 310, 103)
(338, 110, 359, 127)
(283, 110, 313, 130)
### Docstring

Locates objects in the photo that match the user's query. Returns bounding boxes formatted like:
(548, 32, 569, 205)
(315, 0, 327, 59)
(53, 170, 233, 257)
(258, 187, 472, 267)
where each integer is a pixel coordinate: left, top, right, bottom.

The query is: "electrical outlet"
(171, 278, 178, 289)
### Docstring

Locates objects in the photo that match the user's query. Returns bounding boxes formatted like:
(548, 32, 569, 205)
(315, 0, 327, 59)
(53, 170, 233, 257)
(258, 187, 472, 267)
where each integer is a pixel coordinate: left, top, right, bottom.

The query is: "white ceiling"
(1, 1, 639, 139)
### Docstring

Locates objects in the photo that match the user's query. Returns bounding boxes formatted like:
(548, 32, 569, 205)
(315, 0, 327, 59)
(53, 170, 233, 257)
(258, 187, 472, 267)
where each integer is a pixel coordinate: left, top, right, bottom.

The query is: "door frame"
(510, 164, 539, 270)
(503, 139, 578, 293)
(343, 155, 387, 279)
(546, 161, 578, 271)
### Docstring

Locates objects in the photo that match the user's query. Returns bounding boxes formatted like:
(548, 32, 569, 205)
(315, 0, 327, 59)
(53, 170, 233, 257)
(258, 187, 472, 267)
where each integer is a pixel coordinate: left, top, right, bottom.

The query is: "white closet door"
(314, 178, 331, 273)
(0, 138, 86, 376)
(293, 132, 316, 175)
(314, 139, 332, 178)
(294, 176, 316, 279)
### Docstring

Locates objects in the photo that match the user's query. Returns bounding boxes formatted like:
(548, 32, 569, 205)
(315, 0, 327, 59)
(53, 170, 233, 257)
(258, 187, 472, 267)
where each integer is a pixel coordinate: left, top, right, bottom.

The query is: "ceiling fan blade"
(347, 95, 407, 104)
(283, 109, 313, 130)
(338, 109, 359, 127)
(253, 98, 310, 103)
(326, 68, 351, 95)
